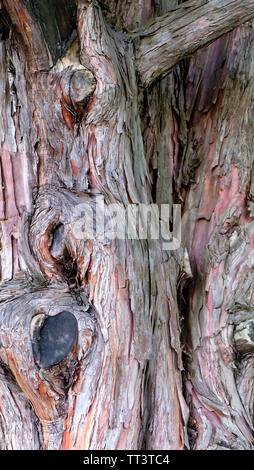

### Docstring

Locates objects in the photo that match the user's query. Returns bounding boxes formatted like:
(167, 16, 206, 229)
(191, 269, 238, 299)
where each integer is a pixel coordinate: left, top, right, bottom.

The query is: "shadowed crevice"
(23, 0, 77, 63)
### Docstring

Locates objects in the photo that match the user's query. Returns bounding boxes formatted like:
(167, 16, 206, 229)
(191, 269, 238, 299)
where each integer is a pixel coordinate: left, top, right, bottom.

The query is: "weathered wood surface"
(136, 0, 254, 86)
(180, 24, 254, 449)
(0, 0, 253, 450)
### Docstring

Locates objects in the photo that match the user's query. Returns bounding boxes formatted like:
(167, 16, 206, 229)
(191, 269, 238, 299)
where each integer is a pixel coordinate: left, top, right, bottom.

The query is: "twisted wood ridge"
(0, 0, 253, 450)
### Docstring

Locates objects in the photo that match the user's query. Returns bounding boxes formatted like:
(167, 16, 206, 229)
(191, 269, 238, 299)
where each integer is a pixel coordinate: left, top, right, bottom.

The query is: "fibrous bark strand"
(136, 0, 254, 86)
(0, 0, 253, 452)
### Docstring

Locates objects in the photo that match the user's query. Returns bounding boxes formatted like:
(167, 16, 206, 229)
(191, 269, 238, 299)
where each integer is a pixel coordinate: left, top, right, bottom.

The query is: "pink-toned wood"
(0, 0, 253, 451)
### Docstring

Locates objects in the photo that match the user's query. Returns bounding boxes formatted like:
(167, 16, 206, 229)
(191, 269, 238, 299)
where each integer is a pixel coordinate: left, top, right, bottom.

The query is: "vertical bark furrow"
(0, 0, 253, 451)
(181, 26, 254, 449)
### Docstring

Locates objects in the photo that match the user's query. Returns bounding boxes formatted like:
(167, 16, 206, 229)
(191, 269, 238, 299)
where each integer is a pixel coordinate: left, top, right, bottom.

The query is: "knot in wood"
(70, 69, 96, 104)
(234, 320, 254, 355)
(31, 311, 78, 368)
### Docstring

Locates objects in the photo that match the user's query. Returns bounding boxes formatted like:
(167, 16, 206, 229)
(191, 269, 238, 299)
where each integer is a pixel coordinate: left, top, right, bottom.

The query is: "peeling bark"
(136, 0, 254, 86)
(0, 0, 253, 451)
(181, 26, 254, 449)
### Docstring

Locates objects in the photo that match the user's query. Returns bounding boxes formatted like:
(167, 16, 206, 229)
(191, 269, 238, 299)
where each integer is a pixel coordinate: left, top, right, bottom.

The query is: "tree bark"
(181, 24, 254, 449)
(0, 0, 253, 451)
(136, 0, 254, 86)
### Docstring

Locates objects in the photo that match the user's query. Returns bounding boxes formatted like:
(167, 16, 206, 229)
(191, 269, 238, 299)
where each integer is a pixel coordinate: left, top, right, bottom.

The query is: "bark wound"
(30, 311, 78, 368)
(0, 288, 96, 449)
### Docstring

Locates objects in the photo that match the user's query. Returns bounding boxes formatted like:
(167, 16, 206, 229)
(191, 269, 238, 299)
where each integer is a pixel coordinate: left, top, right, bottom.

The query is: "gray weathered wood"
(0, 0, 253, 451)
(136, 0, 254, 86)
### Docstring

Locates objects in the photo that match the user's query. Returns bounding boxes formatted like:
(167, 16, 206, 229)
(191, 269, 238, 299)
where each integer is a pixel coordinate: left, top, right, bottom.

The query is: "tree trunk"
(0, 0, 253, 450)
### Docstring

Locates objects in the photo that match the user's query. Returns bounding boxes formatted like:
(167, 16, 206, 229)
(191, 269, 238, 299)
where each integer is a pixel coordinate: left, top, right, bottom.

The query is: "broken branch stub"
(70, 69, 96, 104)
